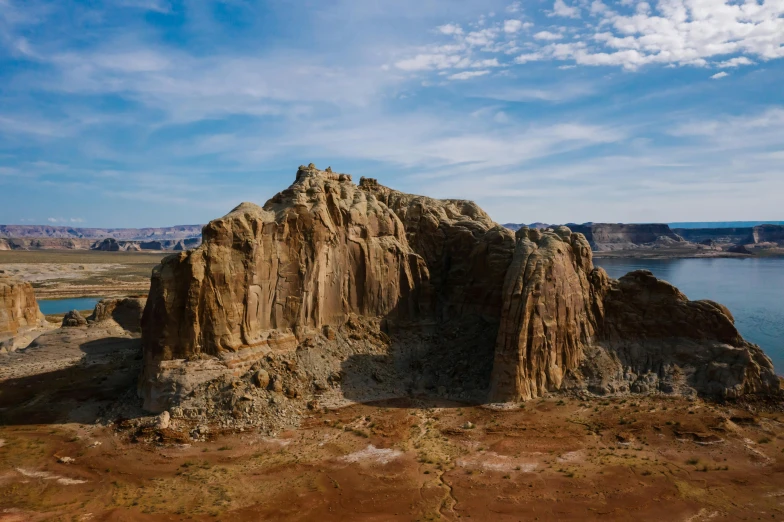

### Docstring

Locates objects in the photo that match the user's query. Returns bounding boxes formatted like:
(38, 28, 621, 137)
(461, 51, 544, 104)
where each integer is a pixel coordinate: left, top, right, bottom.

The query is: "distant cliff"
(0, 237, 202, 252)
(501, 222, 550, 231)
(501, 223, 784, 254)
(674, 225, 784, 246)
(674, 227, 754, 245)
(565, 223, 685, 251)
(0, 224, 203, 241)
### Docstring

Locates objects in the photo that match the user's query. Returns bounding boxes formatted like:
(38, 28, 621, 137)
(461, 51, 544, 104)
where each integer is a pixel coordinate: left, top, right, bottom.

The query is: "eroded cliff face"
(0, 276, 43, 335)
(489, 226, 601, 402)
(0, 275, 45, 346)
(142, 169, 428, 364)
(140, 167, 780, 416)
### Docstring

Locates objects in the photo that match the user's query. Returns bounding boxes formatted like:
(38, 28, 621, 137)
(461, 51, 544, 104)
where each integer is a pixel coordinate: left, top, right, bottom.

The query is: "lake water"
(38, 297, 101, 316)
(594, 257, 784, 375)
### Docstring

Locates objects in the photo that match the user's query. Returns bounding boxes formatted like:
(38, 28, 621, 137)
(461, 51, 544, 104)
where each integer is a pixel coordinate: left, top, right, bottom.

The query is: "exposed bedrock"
(0, 275, 44, 337)
(0, 275, 48, 353)
(140, 166, 780, 414)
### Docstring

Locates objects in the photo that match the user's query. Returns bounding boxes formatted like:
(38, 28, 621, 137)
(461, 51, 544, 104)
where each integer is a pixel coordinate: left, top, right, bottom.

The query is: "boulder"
(62, 310, 88, 328)
(88, 297, 146, 332)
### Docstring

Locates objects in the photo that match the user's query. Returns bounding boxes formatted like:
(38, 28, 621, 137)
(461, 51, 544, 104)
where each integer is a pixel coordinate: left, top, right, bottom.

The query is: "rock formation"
(62, 310, 88, 327)
(0, 275, 44, 338)
(89, 297, 146, 332)
(140, 166, 780, 417)
(0, 275, 47, 353)
(568, 223, 686, 251)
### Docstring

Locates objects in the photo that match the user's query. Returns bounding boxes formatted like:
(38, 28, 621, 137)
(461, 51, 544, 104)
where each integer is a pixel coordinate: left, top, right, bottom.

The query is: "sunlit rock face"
(0, 275, 44, 338)
(140, 166, 780, 412)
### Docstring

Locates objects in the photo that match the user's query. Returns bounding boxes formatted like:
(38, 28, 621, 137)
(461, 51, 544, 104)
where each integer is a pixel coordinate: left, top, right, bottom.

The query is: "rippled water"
(594, 257, 784, 375)
(38, 297, 101, 316)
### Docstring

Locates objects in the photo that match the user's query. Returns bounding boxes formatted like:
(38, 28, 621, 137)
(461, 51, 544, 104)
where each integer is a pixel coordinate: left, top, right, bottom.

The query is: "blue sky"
(0, 0, 782, 227)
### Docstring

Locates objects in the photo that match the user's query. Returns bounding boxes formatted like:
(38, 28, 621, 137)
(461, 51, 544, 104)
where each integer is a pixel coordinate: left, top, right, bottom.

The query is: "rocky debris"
(139, 166, 780, 427)
(155, 411, 171, 430)
(62, 310, 88, 328)
(253, 369, 270, 389)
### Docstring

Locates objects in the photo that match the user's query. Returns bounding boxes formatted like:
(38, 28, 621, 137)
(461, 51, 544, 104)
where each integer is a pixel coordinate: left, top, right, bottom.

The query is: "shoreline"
(593, 250, 784, 260)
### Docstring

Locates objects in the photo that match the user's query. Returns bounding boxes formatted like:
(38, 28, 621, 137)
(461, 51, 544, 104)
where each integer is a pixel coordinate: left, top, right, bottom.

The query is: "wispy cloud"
(394, 0, 784, 74)
(0, 0, 781, 227)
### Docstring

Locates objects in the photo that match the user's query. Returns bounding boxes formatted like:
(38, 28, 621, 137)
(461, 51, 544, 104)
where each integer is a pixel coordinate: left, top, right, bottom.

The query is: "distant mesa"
(502, 222, 784, 254)
(137, 166, 780, 423)
(0, 224, 203, 241)
(0, 226, 203, 252)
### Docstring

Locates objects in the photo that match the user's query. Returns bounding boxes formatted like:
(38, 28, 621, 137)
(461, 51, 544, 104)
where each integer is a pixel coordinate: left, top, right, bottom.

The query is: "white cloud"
(551, 0, 581, 19)
(448, 70, 490, 80)
(717, 57, 754, 68)
(506, 2, 522, 13)
(437, 24, 463, 36)
(590, 0, 608, 15)
(534, 31, 563, 41)
(503, 19, 524, 33)
(45, 216, 84, 223)
(396, 54, 466, 71)
(494, 111, 510, 123)
(514, 52, 544, 64)
(711, 72, 729, 79)
(465, 28, 499, 47)
(399, 0, 784, 74)
(472, 58, 501, 68)
(117, 0, 171, 13)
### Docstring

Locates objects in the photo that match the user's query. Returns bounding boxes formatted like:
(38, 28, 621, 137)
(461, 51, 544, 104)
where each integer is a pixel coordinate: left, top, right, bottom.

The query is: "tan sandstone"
(139, 166, 780, 416)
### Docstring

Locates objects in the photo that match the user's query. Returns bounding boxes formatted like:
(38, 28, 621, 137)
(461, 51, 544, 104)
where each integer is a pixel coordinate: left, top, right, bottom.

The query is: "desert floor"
(0, 250, 165, 299)
(2, 250, 784, 521)
(1, 342, 783, 522)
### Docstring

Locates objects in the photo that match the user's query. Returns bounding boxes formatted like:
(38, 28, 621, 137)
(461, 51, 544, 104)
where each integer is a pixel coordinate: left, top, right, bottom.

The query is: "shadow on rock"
(338, 320, 497, 408)
(0, 336, 144, 425)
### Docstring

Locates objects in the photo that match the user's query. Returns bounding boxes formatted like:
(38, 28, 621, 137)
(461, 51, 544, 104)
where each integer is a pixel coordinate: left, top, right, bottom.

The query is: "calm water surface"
(38, 297, 101, 316)
(594, 258, 784, 375)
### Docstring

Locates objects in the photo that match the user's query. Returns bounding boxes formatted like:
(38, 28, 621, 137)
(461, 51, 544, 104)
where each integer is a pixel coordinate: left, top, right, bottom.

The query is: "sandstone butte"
(0, 274, 45, 340)
(139, 166, 780, 414)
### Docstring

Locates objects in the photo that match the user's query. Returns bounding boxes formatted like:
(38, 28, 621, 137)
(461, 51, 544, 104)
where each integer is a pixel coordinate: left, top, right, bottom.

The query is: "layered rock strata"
(568, 223, 686, 251)
(140, 166, 780, 415)
(0, 275, 44, 337)
(0, 275, 47, 353)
